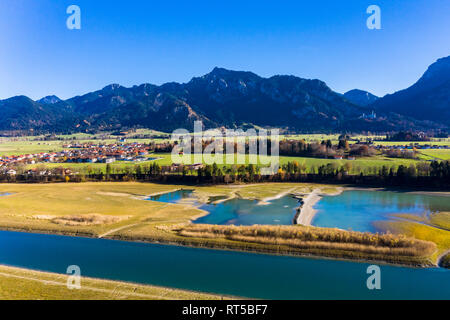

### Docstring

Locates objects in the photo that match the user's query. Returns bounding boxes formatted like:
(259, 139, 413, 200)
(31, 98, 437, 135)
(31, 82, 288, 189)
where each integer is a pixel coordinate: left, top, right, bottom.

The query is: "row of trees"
(385, 131, 430, 142)
(3, 160, 448, 188)
(178, 138, 377, 158)
(8, 158, 450, 179)
(383, 148, 418, 159)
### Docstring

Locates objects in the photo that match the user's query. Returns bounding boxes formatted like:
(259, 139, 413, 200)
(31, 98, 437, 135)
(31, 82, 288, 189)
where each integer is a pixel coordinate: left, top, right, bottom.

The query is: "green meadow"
(21, 152, 441, 175)
(418, 149, 450, 160)
(0, 140, 66, 156)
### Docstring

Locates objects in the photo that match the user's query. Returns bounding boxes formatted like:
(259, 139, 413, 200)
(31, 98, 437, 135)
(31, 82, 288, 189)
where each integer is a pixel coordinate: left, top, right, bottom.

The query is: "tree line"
(2, 160, 449, 189)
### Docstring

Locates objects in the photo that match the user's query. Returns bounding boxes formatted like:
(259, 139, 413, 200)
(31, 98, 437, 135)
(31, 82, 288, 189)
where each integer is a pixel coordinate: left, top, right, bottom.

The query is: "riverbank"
(295, 188, 343, 226)
(295, 190, 321, 226)
(437, 250, 450, 268)
(0, 223, 436, 268)
(172, 224, 436, 268)
(2, 229, 448, 300)
(259, 187, 298, 205)
(0, 264, 229, 300)
(375, 212, 450, 267)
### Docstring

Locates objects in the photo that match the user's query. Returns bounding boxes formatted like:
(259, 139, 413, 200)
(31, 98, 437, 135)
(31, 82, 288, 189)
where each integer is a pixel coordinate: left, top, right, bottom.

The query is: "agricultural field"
(283, 134, 342, 142)
(20, 152, 445, 175)
(284, 134, 450, 146)
(418, 149, 450, 161)
(372, 139, 450, 147)
(25, 157, 167, 174)
(0, 140, 65, 156)
(279, 155, 424, 174)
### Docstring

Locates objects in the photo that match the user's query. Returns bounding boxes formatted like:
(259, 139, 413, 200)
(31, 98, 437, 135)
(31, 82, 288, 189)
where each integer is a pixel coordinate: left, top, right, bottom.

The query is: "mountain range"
(343, 89, 379, 107)
(372, 56, 450, 126)
(1, 55, 448, 134)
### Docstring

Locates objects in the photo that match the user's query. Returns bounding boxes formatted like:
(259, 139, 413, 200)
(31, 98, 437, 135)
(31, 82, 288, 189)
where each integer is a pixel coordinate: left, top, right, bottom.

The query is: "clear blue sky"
(1, 0, 449, 100)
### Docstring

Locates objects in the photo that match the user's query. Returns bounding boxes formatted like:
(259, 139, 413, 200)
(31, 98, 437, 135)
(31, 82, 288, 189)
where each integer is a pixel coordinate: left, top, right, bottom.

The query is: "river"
(0, 230, 448, 299)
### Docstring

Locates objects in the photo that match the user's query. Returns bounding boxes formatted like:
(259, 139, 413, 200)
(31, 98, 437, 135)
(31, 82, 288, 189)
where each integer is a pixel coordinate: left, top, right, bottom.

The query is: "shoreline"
(259, 187, 298, 205)
(437, 250, 450, 268)
(295, 187, 344, 226)
(0, 264, 233, 300)
(295, 191, 322, 226)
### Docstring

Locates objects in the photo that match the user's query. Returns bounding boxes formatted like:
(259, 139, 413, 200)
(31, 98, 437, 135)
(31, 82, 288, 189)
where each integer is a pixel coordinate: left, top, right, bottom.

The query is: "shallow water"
(148, 190, 299, 226)
(148, 190, 195, 204)
(148, 190, 300, 225)
(0, 230, 448, 299)
(148, 189, 450, 230)
(312, 190, 450, 232)
(196, 196, 300, 225)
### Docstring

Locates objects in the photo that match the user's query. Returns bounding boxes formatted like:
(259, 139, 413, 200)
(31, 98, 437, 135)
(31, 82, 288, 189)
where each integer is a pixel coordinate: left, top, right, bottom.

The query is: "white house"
(6, 169, 17, 176)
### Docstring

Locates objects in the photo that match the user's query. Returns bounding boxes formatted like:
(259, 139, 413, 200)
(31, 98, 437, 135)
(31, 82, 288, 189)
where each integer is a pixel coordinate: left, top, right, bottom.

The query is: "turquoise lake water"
(312, 190, 450, 233)
(148, 190, 450, 231)
(149, 190, 300, 225)
(0, 231, 448, 299)
(196, 196, 300, 225)
(148, 190, 196, 204)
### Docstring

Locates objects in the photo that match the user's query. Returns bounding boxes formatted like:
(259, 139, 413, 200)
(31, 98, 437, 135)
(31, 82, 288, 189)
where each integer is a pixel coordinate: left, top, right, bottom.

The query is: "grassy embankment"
(174, 224, 436, 266)
(0, 265, 226, 300)
(0, 182, 438, 267)
(375, 212, 450, 265)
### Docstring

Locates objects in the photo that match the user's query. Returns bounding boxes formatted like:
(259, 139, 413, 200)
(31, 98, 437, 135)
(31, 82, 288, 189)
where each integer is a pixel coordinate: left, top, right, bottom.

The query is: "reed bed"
(178, 224, 436, 261)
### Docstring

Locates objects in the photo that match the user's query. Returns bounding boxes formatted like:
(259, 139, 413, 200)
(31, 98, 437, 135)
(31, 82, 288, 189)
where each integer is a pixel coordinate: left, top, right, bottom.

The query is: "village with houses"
(0, 136, 448, 177)
(0, 142, 158, 177)
(0, 139, 210, 177)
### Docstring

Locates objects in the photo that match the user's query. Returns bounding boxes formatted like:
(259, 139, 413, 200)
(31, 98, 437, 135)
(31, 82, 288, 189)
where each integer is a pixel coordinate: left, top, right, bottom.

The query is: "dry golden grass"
(176, 224, 436, 265)
(51, 214, 125, 226)
(0, 182, 198, 237)
(376, 219, 450, 264)
(0, 265, 227, 300)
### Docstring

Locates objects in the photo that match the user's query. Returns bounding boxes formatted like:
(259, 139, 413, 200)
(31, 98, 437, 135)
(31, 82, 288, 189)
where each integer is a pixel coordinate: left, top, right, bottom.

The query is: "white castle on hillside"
(360, 110, 377, 119)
